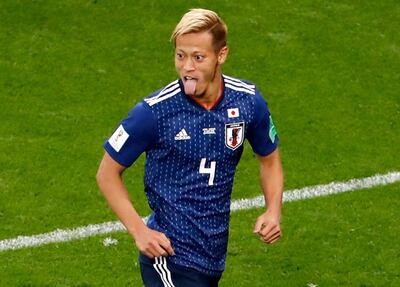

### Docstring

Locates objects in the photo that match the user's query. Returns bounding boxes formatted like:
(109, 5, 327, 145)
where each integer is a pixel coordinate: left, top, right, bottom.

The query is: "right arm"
(96, 152, 175, 258)
(97, 101, 174, 257)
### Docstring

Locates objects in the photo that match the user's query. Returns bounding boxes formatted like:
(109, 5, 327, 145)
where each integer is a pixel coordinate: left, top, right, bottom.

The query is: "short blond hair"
(171, 8, 228, 52)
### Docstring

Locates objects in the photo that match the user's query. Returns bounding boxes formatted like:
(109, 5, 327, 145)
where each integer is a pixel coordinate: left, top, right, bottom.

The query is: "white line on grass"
(1, 171, 399, 252)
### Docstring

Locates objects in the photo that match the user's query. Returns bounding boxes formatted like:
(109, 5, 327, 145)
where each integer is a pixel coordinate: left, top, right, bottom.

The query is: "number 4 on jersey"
(199, 158, 216, 186)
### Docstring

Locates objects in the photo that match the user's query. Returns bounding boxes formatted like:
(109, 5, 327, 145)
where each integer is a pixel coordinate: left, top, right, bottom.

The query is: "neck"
(193, 71, 223, 110)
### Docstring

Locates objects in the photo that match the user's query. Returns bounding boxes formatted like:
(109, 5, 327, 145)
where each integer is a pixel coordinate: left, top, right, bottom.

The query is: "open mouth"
(182, 76, 198, 96)
(183, 76, 197, 81)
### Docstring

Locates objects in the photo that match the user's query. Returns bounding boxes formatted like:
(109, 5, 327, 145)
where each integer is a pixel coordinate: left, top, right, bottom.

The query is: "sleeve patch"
(269, 115, 277, 143)
(108, 125, 130, 152)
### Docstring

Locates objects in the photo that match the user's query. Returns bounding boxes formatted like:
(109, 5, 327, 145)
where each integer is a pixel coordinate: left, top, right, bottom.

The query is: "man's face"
(175, 31, 227, 98)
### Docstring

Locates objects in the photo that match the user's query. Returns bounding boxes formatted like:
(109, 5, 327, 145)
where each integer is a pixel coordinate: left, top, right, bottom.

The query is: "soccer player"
(96, 8, 284, 287)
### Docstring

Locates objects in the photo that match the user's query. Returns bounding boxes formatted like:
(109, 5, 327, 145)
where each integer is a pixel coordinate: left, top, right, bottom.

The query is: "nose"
(183, 58, 195, 72)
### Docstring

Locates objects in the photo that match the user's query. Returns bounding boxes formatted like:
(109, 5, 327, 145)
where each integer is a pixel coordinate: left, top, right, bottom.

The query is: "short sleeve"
(103, 101, 157, 167)
(247, 88, 279, 156)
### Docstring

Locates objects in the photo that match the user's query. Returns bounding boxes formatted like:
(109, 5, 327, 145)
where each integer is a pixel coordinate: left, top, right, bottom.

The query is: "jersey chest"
(154, 106, 251, 163)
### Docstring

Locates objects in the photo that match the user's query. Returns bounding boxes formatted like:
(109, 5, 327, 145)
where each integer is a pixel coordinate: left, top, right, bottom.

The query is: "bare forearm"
(259, 150, 284, 216)
(261, 166, 283, 215)
(96, 153, 174, 257)
(253, 149, 284, 244)
(96, 171, 145, 237)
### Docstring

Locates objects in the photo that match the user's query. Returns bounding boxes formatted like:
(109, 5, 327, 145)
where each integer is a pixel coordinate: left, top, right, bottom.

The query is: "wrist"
(127, 219, 147, 239)
(264, 208, 281, 220)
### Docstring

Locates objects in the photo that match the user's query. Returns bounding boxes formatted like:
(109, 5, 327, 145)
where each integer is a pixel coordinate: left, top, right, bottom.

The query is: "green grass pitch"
(0, 0, 399, 286)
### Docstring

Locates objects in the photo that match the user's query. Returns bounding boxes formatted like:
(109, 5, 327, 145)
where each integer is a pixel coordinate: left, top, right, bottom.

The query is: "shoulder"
(143, 79, 181, 107)
(223, 74, 257, 96)
(223, 74, 268, 103)
(223, 74, 268, 111)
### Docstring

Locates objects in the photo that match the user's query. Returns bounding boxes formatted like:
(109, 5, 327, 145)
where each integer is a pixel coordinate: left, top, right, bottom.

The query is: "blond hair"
(171, 8, 228, 52)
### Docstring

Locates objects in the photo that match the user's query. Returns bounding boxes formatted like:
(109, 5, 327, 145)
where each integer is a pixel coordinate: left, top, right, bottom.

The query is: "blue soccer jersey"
(104, 74, 278, 275)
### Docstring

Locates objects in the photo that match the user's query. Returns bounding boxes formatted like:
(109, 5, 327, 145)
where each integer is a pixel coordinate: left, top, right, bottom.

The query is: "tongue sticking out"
(183, 79, 197, 96)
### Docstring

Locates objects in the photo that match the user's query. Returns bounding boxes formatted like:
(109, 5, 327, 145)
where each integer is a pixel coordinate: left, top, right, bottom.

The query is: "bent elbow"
(96, 166, 106, 189)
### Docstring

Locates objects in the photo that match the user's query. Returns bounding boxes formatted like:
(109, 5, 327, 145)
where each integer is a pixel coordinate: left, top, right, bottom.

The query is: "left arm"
(253, 148, 284, 244)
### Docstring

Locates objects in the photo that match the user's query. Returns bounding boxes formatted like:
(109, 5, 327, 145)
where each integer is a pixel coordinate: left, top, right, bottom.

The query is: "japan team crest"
(225, 122, 245, 150)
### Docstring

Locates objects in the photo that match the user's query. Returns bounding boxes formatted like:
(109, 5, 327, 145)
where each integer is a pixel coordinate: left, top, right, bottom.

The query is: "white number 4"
(199, 158, 216, 186)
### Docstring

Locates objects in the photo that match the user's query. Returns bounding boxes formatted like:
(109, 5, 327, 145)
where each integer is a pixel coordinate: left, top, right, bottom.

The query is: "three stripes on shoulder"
(144, 75, 256, 107)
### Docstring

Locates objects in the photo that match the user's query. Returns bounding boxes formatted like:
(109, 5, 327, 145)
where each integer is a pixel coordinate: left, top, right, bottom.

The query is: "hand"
(253, 211, 282, 244)
(133, 225, 175, 258)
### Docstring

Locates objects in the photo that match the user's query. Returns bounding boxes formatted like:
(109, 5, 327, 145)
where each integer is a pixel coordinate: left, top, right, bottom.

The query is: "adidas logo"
(174, 129, 191, 140)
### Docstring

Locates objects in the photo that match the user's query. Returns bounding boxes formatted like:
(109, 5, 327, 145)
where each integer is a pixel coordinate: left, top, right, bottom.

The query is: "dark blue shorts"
(139, 254, 222, 287)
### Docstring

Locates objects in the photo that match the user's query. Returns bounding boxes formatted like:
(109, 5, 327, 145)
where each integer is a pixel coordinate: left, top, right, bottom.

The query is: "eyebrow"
(176, 49, 205, 54)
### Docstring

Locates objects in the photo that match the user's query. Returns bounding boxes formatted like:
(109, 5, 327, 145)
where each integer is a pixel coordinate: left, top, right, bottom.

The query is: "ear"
(217, 46, 229, 65)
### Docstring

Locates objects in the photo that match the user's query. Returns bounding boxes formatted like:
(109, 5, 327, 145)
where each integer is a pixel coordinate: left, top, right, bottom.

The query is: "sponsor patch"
(203, 127, 216, 135)
(108, 125, 129, 152)
(227, 108, 240, 118)
(225, 122, 245, 150)
(269, 115, 277, 143)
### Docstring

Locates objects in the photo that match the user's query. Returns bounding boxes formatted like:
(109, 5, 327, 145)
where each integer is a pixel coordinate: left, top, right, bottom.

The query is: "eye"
(176, 53, 184, 60)
(194, 55, 205, 61)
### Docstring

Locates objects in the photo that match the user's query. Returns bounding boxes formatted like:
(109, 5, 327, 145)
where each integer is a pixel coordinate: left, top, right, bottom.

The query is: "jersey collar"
(179, 77, 225, 111)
